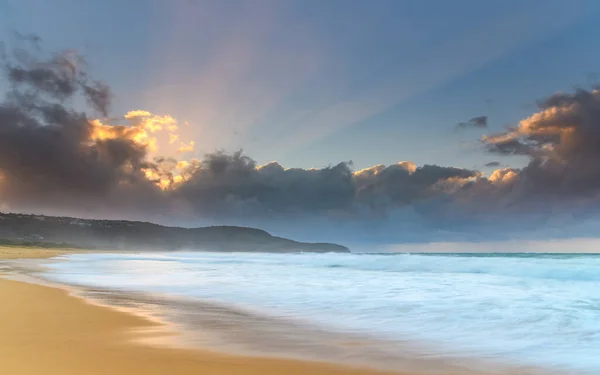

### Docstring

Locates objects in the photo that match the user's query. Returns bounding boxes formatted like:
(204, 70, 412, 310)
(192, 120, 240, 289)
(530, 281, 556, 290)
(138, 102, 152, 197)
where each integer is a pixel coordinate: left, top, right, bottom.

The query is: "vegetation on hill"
(0, 213, 349, 253)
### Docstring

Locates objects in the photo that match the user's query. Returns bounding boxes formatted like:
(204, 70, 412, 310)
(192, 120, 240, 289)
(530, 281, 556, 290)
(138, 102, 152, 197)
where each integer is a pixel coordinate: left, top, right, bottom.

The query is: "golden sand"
(0, 246, 82, 259)
(0, 247, 413, 375)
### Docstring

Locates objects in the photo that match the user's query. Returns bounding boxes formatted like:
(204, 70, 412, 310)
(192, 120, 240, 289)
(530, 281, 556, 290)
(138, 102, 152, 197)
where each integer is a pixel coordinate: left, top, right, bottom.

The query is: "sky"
(3, 0, 600, 245)
(3, 0, 600, 170)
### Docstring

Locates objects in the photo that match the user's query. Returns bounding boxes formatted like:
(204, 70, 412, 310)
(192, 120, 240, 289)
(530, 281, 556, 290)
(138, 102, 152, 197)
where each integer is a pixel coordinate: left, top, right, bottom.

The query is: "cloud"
(456, 115, 488, 130)
(4, 41, 600, 243)
(488, 168, 519, 185)
(177, 140, 195, 153)
(4, 46, 112, 116)
(0, 38, 480, 222)
(124, 110, 179, 132)
(482, 87, 600, 201)
(0, 42, 164, 216)
(484, 161, 501, 167)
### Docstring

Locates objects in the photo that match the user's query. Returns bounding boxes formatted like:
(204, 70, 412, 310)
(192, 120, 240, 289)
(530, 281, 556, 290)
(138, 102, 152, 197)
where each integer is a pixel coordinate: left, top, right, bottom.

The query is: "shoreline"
(0, 247, 553, 375)
(0, 247, 407, 375)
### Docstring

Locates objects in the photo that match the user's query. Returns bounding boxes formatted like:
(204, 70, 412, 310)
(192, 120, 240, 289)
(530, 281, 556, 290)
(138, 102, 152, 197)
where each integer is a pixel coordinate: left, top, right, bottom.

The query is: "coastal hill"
(0, 212, 349, 253)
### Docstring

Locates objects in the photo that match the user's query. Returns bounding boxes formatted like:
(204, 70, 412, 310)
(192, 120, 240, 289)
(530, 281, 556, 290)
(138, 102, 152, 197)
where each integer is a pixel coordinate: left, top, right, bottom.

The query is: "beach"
(1, 247, 578, 375)
(0, 247, 423, 375)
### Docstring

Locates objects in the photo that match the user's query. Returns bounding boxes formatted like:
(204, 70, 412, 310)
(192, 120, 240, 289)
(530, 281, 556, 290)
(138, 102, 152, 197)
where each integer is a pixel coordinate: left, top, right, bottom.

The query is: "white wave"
(44, 252, 600, 373)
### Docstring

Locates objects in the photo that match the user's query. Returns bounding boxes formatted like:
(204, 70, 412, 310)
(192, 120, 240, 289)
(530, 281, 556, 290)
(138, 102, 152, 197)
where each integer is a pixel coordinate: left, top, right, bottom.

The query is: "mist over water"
(44, 251, 600, 374)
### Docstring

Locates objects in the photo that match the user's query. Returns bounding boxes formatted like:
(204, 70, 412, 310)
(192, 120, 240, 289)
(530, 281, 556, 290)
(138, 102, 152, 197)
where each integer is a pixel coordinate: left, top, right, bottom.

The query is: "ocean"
(41, 252, 600, 374)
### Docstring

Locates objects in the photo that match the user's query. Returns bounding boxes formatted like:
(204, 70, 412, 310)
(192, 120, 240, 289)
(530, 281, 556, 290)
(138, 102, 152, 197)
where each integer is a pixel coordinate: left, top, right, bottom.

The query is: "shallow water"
(42, 252, 600, 374)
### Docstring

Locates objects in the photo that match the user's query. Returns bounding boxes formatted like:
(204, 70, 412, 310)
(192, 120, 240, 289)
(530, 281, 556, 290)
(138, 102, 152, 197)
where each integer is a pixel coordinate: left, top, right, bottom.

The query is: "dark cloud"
(81, 80, 112, 117)
(10, 31, 42, 48)
(484, 161, 501, 167)
(482, 87, 600, 201)
(170, 154, 480, 219)
(484, 136, 535, 155)
(3, 40, 112, 115)
(354, 163, 479, 210)
(0, 41, 159, 216)
(456, 115, 488, 130)
(175, 154, 356, 216)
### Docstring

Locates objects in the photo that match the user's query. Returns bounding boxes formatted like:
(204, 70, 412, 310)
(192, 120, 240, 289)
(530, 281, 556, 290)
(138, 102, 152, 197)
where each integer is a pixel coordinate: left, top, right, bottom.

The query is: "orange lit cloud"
(124, 110, 179, 132)
(177, 140, 195, 153)
(90, 119, 154, 149)
(90, 110, 197, 190)
(489, 168, 519, 185)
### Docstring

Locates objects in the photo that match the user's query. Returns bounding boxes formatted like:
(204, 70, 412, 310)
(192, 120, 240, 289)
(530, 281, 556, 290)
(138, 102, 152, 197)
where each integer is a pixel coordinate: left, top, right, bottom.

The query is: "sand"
(0, 247, 415, 375)
(0, 246, 82, 259)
